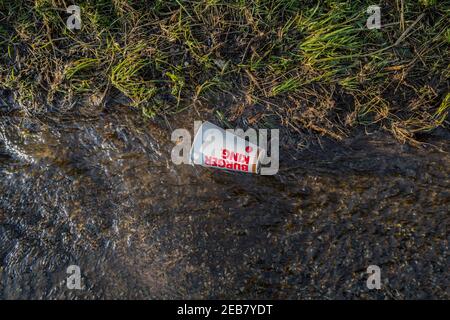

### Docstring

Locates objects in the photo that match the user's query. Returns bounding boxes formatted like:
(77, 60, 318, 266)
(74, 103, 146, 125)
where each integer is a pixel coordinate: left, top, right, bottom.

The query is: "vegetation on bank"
(0, 0, 448, 143)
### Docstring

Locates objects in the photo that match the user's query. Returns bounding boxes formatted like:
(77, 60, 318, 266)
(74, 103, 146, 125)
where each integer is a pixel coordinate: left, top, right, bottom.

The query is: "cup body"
(189, 121, 263, 174)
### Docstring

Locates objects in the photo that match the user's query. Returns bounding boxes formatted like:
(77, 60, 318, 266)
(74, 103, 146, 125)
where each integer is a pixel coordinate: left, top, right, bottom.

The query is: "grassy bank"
(0, 0, 448, 143)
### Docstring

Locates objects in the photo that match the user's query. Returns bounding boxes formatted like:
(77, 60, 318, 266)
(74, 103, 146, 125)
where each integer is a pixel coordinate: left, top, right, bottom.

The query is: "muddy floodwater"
(0, 102, 449, 299)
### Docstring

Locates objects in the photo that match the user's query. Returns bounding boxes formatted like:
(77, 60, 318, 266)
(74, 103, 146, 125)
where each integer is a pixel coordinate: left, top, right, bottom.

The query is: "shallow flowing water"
(0, 101, 449, 299)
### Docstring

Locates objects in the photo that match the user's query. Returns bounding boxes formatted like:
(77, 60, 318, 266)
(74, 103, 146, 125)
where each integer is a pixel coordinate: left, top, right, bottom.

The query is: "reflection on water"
(0, 105, 449, 299)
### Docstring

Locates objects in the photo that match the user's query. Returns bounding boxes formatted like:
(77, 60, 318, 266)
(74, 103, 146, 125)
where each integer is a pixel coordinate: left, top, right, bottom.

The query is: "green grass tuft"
(0, 0, 448, 142)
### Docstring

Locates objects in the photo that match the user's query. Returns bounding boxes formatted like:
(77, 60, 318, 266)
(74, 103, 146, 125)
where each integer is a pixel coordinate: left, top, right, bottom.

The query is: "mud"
(0, 104, 448, 299)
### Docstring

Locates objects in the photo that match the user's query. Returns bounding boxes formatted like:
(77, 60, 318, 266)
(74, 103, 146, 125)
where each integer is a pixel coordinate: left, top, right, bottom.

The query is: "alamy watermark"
(66, 5, 82, 31)
(66, 265, 82, 290)
(366, 5, 382, 30)
(366, 265, 381, 290)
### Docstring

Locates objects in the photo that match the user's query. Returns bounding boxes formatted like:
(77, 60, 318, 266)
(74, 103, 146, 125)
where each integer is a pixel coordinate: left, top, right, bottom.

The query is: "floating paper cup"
(189, 121, 264, 174)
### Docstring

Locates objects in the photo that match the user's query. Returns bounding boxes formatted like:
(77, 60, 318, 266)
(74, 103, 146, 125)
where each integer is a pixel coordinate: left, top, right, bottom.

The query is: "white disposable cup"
(189, 121, 264, 174)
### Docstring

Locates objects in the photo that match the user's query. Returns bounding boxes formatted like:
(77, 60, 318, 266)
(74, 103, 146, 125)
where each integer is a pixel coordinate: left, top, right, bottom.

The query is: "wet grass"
(0, 0, 448, 143)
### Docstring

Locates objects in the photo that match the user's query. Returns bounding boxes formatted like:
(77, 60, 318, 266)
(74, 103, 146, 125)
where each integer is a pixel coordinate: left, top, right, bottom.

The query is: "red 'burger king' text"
(204, 148, 251, 172)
